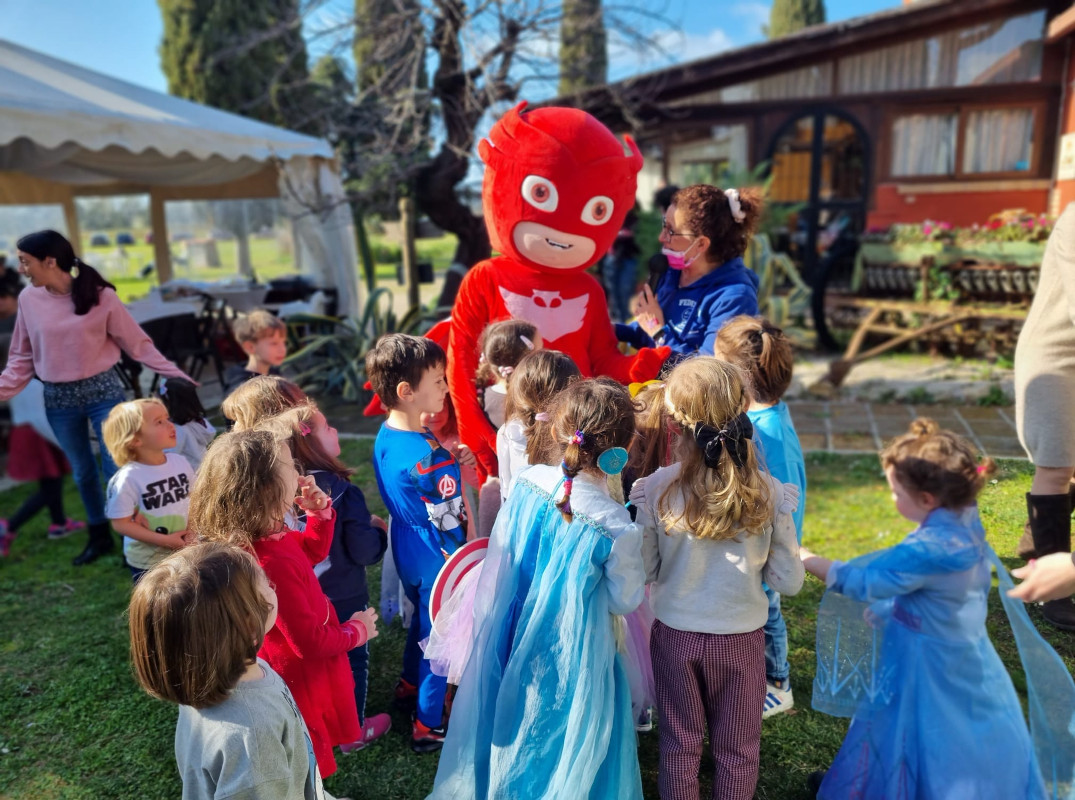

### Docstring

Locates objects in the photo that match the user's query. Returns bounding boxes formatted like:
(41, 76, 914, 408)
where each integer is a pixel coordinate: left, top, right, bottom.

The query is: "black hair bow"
(693, 413, 753, 469)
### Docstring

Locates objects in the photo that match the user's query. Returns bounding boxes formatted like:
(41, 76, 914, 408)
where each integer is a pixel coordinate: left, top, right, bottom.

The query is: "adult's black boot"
(72, 522, 114, 567)
(1017, 479, 1075, 560)
(1027, 493, 1075, 630)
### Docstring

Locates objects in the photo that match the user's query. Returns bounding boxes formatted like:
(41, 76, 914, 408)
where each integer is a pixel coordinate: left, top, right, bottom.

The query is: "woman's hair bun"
(908, 417, 939, 437)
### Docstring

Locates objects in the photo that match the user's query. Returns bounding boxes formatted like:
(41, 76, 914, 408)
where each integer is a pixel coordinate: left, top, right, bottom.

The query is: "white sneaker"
(762, 681, 794, 719)
(635, 707, 654, 732)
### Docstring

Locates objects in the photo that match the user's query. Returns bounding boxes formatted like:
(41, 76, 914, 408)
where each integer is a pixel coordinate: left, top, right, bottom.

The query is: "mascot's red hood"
(478, 102, 643, 273)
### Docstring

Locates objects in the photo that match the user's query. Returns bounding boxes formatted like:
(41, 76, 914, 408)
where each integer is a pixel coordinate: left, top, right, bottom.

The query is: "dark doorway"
(767, 109, 869, 349)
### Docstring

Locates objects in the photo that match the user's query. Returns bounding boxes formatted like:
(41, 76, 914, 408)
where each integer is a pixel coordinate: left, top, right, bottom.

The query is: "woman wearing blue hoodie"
(625, 185, 761, 364)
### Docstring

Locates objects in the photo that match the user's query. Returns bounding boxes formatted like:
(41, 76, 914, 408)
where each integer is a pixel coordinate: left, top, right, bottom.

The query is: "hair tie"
(559, 459, 575, 515)
(570, 429, 585, 446)
(724, 188, 746, 224)
(298, 422, 311, 437)
(497, 365, 514, 378)
(159, 378, 168, 397)
(69, 257, 80, 279)
(693, 413, 753, 468)
(534, 412, 550, 422)
(520, 334, 535, 350)
(976, 464, 987, 475)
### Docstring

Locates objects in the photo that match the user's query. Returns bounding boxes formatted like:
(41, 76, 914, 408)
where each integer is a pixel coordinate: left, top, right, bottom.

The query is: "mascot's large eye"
(521, 176, 559, 212)
(581, 195, 615, 226)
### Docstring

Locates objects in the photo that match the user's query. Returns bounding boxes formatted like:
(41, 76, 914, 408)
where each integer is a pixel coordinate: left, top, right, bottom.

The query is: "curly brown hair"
(672, 184, 763, 265)
(881, 418, 993, 510)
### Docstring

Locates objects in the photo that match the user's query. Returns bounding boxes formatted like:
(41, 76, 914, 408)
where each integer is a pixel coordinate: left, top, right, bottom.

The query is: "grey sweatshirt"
(174, 659, 335, 800)
(634, 463, 804, 634)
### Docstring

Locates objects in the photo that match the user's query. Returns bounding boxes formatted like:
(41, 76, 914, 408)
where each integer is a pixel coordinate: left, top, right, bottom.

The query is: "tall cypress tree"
(766, 0, 826, 39)
(559, 0, 608, 96)
(158, 0, 312, 130)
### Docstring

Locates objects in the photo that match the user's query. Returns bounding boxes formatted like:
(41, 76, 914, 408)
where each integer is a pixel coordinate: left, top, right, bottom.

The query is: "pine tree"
(559, 0, 608, 96)
(158, 0, 313, 131)
(766, 0, 826, 39)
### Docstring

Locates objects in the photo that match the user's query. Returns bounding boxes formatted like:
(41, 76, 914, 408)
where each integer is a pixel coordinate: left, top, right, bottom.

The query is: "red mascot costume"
(449, 101, 670, 476)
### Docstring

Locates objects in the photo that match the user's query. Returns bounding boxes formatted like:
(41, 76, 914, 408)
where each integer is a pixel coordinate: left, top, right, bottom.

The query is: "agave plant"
(283, 287, 435, 402)
(745, 233, 810, 328)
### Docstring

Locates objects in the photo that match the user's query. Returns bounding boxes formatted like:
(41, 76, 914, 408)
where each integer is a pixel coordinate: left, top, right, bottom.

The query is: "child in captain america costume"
(367, 333, 468, 752)
(448, 102, 670, 477)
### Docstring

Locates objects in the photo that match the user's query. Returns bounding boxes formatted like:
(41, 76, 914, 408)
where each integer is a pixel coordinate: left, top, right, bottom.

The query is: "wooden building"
(556, 0, 1075, 275)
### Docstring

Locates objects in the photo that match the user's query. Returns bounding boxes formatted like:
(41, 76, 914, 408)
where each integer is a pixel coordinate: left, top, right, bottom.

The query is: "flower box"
(958, 241, 1045, 267)
(859, 241, 959, 266)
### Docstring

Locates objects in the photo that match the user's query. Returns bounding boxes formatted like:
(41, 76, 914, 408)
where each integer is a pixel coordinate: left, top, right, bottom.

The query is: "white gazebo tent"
(0, 38, 360, 316)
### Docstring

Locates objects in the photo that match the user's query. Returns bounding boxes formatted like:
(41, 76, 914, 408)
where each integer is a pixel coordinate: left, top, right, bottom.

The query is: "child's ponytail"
(555, 430, 585, 521)
(550, 378, 637, 522)
(715, 315, 793, 405)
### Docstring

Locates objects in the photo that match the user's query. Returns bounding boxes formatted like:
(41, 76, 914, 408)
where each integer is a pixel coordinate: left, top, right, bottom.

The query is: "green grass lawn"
(0, 448, 1071, 799)
(81, 232, 459, 304)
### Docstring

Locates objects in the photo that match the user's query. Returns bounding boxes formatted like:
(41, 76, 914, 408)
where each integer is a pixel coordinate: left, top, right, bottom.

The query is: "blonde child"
(477, 319, 539, 428)
(497, 349, 581, 500)
(630, 357, 803, 800)
(261, 403, 392, 751)
(103, 398, 193, 582)
(221, 374, 308, 431)
(188, 428, 379, 778)
(223, 309, 288, 388)
(159, 377, 215, 473)
(430, 378, 646, 799)
(800, 420, 1057, 799)
(715, 315, 805, 718)
(129, 543, 348, 800)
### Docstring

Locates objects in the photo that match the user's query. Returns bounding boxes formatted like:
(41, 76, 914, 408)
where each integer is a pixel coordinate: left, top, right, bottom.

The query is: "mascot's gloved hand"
(628, 346, 671, 382)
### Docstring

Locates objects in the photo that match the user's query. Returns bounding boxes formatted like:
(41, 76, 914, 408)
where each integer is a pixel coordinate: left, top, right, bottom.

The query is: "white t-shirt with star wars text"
(106, 453, 193, 570)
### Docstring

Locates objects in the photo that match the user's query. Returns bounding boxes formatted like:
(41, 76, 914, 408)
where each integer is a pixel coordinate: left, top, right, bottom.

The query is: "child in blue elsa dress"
(801, 418, 1075, 800)
(428, 378, 646, 800)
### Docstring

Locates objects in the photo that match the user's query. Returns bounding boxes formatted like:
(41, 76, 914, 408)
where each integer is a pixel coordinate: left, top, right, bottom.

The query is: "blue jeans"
(332, 595, 371, 724)
(604, 255, 639, 322)
(46, 398, 122, 526)
(763, 584, 790, 684)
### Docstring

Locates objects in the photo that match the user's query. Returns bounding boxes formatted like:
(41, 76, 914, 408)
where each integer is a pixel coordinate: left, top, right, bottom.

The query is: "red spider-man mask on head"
(478, 102, 643, 273)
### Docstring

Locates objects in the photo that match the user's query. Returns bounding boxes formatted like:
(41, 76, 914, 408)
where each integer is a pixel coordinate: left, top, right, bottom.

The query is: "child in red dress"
(188, 428, 380, 777)
(0, 378, 83, 556)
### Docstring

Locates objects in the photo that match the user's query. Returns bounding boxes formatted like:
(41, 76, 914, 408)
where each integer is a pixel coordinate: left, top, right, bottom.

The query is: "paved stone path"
(787, 401, 1024, 458)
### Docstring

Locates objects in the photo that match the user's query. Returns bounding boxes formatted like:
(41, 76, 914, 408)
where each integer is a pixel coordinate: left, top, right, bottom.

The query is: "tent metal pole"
(150, 190, 172, 284)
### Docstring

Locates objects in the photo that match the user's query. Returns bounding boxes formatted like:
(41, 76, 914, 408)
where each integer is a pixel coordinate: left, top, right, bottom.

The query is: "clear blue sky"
(2, 0, 898, 95)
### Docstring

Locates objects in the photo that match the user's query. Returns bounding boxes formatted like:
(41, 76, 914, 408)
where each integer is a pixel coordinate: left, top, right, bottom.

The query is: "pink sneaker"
(0, 532, 14, 557)
(340, 713, 391, 753)
(48, 519, 86, 540)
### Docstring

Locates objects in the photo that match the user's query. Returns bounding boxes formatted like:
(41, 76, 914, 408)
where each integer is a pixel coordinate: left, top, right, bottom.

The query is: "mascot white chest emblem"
(498, 287, 588, 343)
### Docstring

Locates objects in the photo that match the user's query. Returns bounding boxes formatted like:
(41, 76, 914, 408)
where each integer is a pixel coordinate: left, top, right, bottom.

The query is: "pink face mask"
(661, 243, 699, 271)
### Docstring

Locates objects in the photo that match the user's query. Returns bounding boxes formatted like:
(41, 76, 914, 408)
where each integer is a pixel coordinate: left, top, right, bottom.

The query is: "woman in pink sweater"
(0, 231, 192, 566)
